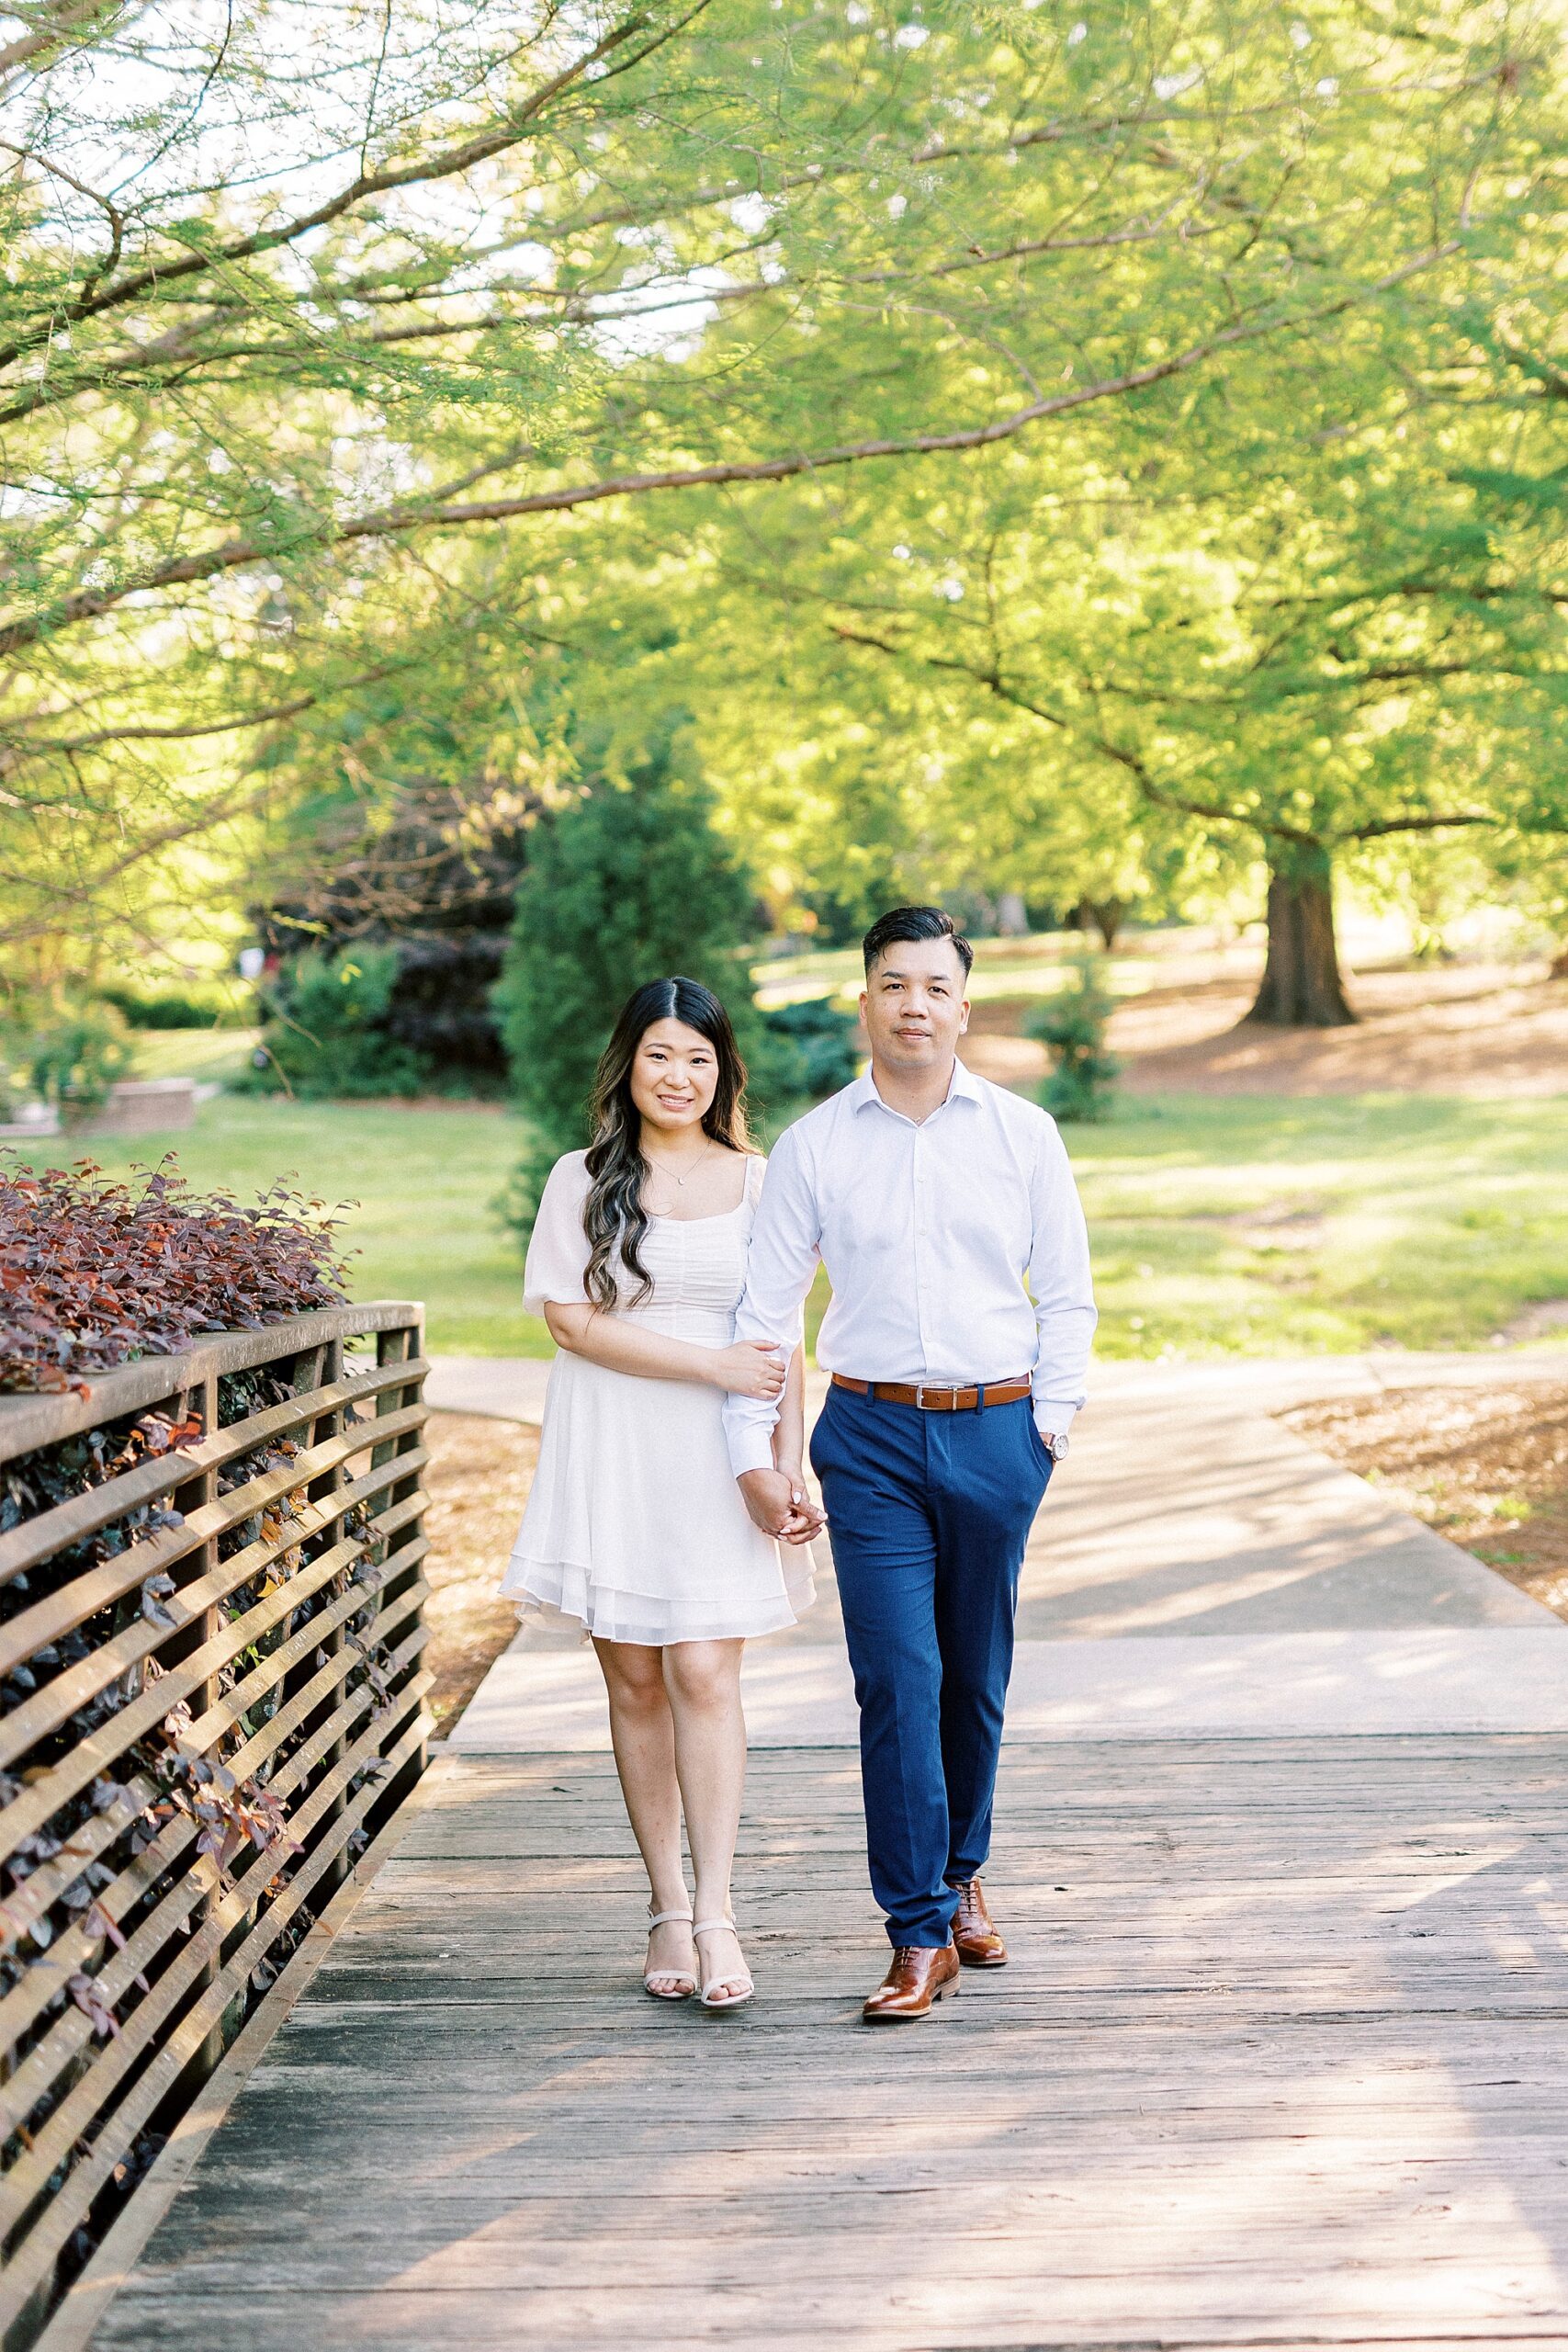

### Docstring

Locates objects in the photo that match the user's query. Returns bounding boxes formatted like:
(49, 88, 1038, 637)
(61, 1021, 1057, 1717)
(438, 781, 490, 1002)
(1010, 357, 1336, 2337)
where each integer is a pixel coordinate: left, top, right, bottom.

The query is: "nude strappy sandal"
(643, 1905, 697, 2001)
(694, 1918, 754, 2010)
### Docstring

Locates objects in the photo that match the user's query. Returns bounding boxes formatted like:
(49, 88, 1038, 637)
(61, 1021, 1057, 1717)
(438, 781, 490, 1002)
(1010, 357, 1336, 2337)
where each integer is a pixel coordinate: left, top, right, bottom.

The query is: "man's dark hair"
(862, 904, 974, 978)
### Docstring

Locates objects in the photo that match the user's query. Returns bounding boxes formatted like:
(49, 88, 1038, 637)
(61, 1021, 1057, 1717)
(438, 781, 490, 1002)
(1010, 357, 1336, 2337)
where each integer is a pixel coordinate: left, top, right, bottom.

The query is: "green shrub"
(763, 994, 862, 1098)
(493, 744, 780, 1230)
(98, 981, 241, 1029)
(243, 946, 430, 1099)
(1024, 956, 1121, 1122)
(26, 1001, 134, 1115)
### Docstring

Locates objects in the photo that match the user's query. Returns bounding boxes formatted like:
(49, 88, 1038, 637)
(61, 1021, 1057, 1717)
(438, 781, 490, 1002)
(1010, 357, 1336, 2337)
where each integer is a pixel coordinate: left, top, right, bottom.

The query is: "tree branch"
(0, 774, 287, 949)
(0, 0, 117, 83)
(1345, 810, 1498, 841)
(0, 663, 404, 756)
(0, 240, 1458, 662)
(829, 620, 1321, 845)
(540, 85, 1472, 244)
(0, 5, 707, 370)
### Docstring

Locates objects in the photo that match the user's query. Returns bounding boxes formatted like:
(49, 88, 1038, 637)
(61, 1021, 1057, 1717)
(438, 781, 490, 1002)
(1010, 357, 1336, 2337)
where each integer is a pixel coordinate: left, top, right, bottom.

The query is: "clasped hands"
(716, 1339, 824, 1545)
(738, 1465, 824, 1546)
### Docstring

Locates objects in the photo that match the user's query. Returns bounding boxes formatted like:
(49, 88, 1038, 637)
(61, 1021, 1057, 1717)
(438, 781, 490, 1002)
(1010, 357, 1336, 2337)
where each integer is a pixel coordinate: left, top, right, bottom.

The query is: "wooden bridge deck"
(85, 1732, 1568, 2351)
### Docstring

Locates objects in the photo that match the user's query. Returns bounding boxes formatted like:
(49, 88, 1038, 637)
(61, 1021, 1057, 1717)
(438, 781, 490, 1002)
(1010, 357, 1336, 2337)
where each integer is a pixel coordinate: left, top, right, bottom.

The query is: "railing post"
(168, 1361, 224, 2080)
(311, 1337, 351, 1897)
(376, 1317, 429, 1802)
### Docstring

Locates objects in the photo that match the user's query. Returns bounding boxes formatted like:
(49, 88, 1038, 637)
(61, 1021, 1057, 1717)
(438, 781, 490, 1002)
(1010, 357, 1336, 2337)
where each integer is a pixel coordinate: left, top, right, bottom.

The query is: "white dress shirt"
(724, 1058, 1097, 1476)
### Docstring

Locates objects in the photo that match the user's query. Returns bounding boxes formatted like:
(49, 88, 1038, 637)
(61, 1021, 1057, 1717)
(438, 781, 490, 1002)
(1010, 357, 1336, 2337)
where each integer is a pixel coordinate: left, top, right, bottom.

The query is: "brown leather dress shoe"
(949, 1875, 1007, 1967)
(862, 1941, 961, 2022)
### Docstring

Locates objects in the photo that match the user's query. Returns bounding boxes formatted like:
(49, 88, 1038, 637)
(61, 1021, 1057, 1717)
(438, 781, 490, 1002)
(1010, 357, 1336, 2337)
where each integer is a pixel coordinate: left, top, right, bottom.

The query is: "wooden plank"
(72, 1737, 1568, 2351)
(79, 2270, 1568, 2350)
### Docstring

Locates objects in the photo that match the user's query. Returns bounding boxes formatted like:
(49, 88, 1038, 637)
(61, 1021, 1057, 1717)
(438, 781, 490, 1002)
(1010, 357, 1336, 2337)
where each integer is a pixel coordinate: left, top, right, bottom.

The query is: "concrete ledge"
(68, 1078, 197, 1136)
(425, 1354, 550, 1421)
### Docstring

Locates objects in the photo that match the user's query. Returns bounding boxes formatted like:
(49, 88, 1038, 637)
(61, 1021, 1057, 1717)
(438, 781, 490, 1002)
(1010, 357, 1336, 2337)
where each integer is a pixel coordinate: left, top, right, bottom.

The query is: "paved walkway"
(452, 1352, 1568, 1748)
(76, 1351, 1568, 2350)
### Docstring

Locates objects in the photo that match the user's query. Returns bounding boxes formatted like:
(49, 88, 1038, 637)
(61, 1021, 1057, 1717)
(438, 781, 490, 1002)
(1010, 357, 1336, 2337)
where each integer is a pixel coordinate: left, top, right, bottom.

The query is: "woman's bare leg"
(593, 1637, 693, 1990)
(662, 1639, 750, 1998)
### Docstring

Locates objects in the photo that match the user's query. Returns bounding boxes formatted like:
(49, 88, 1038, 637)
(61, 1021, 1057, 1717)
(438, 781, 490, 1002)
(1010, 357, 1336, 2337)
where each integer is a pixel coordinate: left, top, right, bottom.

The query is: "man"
(725, 905, 1096, 2021)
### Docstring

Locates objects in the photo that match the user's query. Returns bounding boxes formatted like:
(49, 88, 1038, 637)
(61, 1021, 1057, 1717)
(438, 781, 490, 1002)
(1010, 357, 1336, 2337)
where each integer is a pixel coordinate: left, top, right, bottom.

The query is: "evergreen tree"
(1025, 958, 1122, 1124)
(494, 741, 780, 1228)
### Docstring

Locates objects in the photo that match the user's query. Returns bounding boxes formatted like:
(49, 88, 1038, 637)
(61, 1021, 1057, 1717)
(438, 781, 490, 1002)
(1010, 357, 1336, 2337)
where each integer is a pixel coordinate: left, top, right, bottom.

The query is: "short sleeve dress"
(501, 1149, 816, 1647)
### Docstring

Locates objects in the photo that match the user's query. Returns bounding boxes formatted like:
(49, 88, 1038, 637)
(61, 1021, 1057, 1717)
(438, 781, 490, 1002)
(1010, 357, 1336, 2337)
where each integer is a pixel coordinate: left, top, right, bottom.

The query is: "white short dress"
(502, 1149, 816, 1646)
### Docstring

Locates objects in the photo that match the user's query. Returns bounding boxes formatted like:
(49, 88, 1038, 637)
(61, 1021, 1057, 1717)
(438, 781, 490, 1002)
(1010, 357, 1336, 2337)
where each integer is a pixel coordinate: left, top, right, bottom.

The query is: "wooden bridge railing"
(0, 1304, 430, 2351)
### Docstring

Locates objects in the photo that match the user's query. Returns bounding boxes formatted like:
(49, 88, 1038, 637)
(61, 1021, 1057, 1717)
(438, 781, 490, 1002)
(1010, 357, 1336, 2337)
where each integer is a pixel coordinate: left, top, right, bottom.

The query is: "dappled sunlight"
(85, 1713, 1568, 2346)
(1021, 1380, 1558, 1644)
(278, 1749, 1568, 2343)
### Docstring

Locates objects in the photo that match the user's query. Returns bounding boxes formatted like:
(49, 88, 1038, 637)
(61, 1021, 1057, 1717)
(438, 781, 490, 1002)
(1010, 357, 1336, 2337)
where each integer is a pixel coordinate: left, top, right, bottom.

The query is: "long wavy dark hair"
(581, 977, 754, 1309)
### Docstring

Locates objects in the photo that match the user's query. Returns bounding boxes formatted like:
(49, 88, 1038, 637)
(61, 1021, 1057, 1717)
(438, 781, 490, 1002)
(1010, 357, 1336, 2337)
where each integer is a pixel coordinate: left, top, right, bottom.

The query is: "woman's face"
(629, 1017, 720, 1139)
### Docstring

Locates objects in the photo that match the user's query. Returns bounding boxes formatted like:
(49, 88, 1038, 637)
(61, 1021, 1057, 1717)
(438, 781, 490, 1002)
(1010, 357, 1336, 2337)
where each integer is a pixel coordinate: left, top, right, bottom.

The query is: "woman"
(502, 977, 818, 2010)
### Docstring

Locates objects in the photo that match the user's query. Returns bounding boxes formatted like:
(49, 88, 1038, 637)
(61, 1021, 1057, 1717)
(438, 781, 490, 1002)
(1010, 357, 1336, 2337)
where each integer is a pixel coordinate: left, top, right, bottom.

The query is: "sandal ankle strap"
(648, 1906, 694, 1929)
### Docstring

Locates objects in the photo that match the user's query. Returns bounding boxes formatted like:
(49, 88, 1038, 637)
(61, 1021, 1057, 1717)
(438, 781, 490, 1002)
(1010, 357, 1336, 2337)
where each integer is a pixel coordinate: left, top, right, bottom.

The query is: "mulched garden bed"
(1283, 1378, 1568, 1620)
(420, 1412, 538, 1733)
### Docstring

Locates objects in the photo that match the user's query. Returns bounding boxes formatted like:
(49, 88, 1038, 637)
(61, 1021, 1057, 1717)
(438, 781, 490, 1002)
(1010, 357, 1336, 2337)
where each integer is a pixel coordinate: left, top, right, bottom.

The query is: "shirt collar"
(851, 1057, 982, 1114)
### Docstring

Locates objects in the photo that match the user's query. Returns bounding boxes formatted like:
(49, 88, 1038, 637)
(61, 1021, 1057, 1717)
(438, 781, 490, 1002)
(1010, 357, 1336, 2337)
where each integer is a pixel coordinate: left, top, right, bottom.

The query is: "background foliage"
(6, 0, 1562, 1008)
(492, 734, 785, 1216)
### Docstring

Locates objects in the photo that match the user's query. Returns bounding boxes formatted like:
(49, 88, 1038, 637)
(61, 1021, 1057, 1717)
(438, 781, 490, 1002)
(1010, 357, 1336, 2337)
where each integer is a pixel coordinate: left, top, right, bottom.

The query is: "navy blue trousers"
(809, 1384, 1053, 1948)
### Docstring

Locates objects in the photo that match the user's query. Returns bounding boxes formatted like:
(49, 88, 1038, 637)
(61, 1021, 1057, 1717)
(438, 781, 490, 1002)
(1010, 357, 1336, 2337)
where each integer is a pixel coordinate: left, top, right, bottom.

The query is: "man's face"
(860, 938, 970, 1074)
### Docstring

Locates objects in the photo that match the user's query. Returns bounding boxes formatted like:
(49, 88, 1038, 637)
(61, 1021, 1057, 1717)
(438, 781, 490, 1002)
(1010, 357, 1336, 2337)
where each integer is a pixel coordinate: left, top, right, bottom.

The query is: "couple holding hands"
(502, 905, 1096, 2019)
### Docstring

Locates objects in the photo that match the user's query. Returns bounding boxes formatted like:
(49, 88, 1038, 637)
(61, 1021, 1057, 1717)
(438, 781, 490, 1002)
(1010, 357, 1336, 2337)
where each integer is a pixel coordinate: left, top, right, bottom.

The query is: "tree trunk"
(1091, 898, 1123, 953)
(1066, 895, 1122, 950)
(1246, 842, 1356, 1026)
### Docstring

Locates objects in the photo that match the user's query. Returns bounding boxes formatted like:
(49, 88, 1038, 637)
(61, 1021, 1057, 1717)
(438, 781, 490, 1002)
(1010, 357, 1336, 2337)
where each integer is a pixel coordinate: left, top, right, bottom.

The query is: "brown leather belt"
(830, 1373, 1033, 1413)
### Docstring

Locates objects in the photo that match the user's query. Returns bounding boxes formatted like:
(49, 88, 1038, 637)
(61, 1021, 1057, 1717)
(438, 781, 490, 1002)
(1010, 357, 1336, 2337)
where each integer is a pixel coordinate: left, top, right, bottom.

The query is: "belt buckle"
(915, 1382, 957, 1411)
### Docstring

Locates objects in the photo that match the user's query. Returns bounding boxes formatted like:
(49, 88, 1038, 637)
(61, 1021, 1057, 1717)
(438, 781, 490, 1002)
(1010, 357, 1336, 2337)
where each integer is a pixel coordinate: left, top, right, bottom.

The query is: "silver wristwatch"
(1043, 1429, 1069, 1463)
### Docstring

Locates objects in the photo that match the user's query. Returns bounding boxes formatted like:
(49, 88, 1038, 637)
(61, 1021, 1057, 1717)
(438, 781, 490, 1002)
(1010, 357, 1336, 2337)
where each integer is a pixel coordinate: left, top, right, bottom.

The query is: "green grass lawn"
(129, 1027, 261, 1084)
(12, 1090, 1566, 1364)
(1069, 1092, 1568, 1360)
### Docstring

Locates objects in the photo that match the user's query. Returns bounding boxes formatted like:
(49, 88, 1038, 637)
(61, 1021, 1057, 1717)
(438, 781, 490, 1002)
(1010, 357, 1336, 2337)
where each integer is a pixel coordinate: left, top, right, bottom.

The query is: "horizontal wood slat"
(0, 1304, 423, 1463)
(1, 1646, 432, 2184)
(0, 1306, 430, 2352)
(0, 1706, 432, 2327)
(0, 1357, 430, 1594)
(0, 1574, 431, 2074)
(0, 1435, 429, 1792)
(0, 1400, 427, 1692)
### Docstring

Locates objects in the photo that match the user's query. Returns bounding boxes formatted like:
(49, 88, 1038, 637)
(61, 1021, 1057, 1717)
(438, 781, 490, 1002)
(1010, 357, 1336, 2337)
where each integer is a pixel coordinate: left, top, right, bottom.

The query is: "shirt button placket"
(912, 1128, 931, 1371)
